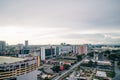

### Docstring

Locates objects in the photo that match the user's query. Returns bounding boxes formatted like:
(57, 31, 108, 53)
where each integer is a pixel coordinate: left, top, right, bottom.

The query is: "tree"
(117, 61, 120, 69)
(76, 54, 82, 61)
(94, 61, 98, 67)
(88, 60, 93, 67)
(51, 66, 60, 73)
(104, 50, 110, 54)
(44, 77, 50, 80)
(63, 64, 70, 70)
(108, 53, 120, 61)
(87, 52, 94, 57)
(103, 50, 111, 57)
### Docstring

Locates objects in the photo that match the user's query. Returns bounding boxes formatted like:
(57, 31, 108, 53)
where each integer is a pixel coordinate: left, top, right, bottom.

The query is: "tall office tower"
(0, 41, 6, 52)
(25, 40, 28, 49)
(41, 47, 45, 60)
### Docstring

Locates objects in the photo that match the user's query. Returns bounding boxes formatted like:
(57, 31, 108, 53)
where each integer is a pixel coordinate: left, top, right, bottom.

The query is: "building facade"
(40, 46, 56, 60)
(25, 40, 28, 49)
(76, 45, 88, 55)
(0, 56, 40, 80)
(58, 45, 73, 55)
(0, 41, 6, 52)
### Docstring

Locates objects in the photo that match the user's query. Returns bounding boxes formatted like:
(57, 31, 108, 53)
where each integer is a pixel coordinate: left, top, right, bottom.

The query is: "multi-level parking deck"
(0, 56, 40, 80)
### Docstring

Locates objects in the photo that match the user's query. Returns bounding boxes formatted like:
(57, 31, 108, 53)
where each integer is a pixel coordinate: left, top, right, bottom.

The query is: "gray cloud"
(0, 0, 120, 28)
(0, 0, 120, 44)
(59, 32, 120, 44)
(60, 33, 104, 39)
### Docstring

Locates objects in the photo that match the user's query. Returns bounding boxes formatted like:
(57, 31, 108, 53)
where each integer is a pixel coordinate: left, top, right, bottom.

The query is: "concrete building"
(76, 45, 88, 55)
(18, 40, 30, 55)
(17, 44, 24, 50)
(0, 56, 40, 80)
(72, 45, 77, 54)
(40, 46, 56, 60)
(58, 44, 73, 55)
(96, 71, 107, 78)
(0, 41, 6, 52)
(56, 46, 59, 55)
(25, 40, 28, 49)
(18, 49, 30, 56)
(83, 59, 112, 66)
(33, 49, 41, 57)
(40, 47, 45, 60)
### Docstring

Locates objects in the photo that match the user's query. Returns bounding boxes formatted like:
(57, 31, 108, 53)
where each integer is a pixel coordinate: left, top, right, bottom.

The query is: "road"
(52, 58, 85, 80)
(113, 61, 120, 80)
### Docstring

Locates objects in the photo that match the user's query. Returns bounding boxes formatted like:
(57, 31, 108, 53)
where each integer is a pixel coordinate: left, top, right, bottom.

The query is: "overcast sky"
(0, 0, 120, 45)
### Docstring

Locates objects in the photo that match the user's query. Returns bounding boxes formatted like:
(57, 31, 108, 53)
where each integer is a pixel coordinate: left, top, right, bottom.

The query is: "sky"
(0, 0, 120, 45)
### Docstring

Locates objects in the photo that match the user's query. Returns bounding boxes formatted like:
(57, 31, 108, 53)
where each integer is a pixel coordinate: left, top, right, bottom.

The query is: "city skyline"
(0, 0, 120, 45)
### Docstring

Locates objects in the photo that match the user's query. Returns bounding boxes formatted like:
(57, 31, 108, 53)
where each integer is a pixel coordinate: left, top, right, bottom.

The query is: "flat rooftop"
(0, 56, 26, 64)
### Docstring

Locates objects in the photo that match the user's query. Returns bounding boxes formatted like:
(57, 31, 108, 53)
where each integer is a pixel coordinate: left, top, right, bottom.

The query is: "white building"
(96, 71, 107, 78)
(41, 47, 46, 60)
(83, 59, 112, 65)
(58, 45, 73, 54)
(40, 46, 56, 60)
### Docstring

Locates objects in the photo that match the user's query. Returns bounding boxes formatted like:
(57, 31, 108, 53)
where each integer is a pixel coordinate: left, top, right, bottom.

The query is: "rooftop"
(96, 71, 107, 77)
(0, 56, 26, 64)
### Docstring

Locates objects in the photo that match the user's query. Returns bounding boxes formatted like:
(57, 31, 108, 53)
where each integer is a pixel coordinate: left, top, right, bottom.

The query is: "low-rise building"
(40, 45, 56, 60)
(76, 45, 88, 55)
(96, 71, 107, 78)
(0, 56, 40, 80)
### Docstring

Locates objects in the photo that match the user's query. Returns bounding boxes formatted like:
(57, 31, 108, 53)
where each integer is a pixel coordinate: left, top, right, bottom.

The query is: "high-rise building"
(41, 47, 45, 60)
(25, 40, 28, 49)
(0, 41, 6, 52)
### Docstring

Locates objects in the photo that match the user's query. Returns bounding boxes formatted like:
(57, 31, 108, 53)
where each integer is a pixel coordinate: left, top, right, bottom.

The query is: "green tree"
(94, 61, 98, 67)
(103, 50, 111, 57)
(51, 66, 60, 73)
(63, 64, 70, 70)
(76, 54, 82, 61)
(108, 54, 115, 60)
(87, 52, 94, 57)
(44, 77, 50, 80)
(88, 60, 93, 67)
